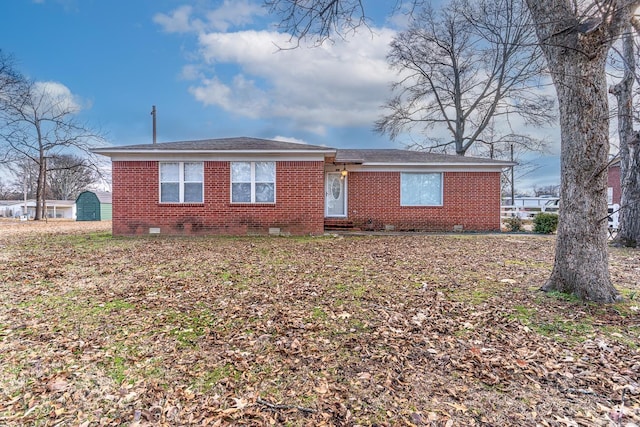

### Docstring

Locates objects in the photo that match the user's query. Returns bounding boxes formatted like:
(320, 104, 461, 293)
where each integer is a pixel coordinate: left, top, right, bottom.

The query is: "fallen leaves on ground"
(0, 221, 638, 426)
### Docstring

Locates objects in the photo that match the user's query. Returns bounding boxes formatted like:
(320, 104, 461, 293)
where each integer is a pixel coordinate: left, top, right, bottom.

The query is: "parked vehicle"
(543, 198, 559, 213)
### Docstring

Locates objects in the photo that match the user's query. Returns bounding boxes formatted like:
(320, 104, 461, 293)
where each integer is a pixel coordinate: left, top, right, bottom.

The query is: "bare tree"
(6, 157, 38, 200)
(266, 0, 430, 44)
(525, 0, 640, 302)
(471, 120, 549, 160)
(265, 0, 369, 45)
(472, 119, 548, 201)
(7, 153, 100, 201)
(46, 154, 98, 200)
(609, 22, 640, 247)
(0, 178, 20, 199)
(533, 184, 560, 197)
(0, 50, 22, 102)
(375, 0, 555, 156)
(0, 80, 104, 220)
(0, 50, 24, 164)
(265, 0, 640, 302)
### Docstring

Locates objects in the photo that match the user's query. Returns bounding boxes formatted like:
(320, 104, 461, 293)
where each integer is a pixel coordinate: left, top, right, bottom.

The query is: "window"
(160, 162, 203, 203)
(231, 161, 275, 203)
(401, 173, 442, 206)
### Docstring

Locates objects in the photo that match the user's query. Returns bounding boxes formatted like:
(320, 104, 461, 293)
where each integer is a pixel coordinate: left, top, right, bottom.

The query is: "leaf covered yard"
(0, 222, 639, 426)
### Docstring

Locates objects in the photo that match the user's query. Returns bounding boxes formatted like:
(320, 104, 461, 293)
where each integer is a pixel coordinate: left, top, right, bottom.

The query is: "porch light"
(341, 166, 348, 177)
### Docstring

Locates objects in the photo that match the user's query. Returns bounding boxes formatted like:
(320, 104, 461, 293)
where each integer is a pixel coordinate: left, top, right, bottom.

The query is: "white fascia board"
(93, 148, 335, 156)
(335, 164, 511, 173)
(98, 151, 333, 162)
(362, 161, 516, 168)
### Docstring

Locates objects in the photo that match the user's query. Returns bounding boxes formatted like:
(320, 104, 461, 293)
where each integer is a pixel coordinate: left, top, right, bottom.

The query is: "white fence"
(501, 203, 620, 230)
(500, 204, 557, 219)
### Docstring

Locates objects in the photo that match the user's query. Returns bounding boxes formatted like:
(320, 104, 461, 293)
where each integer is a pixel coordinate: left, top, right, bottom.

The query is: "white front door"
(325, 172, 346, 217)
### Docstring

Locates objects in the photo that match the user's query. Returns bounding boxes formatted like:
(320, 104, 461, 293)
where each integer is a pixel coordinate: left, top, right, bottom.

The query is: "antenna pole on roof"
(151, 105, 157, 144)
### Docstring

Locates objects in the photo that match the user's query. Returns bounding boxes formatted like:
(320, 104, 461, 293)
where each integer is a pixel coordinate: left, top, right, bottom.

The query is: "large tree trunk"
(618, 132, 640, 247)
(35, 155, 46, 221)
(543, 55, 620, 301)
(526, 0, 625, 303)
(611, 26, 640, 248)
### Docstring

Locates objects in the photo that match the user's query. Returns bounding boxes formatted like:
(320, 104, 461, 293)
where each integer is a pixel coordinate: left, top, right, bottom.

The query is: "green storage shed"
(76, 191, 112, 221)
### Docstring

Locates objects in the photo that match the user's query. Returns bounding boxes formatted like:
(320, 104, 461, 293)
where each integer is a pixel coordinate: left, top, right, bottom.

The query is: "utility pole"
(151, 105, 157, 144)
(510, 144, 515, 205)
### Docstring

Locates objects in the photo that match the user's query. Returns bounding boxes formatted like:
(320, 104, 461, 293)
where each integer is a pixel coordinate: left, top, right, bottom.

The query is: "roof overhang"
(327, 161, 515, 173)
(326, 164, 512, 173)
(92, 148, 336, 155)
(361, 161, 516, 168)
(92, 148, 336, 162)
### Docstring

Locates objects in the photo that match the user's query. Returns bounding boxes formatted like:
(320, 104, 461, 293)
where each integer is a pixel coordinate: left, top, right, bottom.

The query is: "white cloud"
(186, 27, 396, 134)
(154, 2, 560, 190)
(180, 64, 204, 81)
(32, 81, 83, 115)
(205, 0, 266, 32)
(190, 74, 269, 119)
(272, 135, 310, 145)
(189, 77, 232, 108)
(154, 1, 265, 34)
(153, 5, 198, 34)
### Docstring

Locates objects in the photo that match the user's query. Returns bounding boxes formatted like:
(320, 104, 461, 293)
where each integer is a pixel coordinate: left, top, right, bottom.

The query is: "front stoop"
(324, 218, 360, 232)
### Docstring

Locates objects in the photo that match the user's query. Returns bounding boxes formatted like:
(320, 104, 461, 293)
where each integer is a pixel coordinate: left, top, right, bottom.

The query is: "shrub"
(504, 216, 523, 232)
(533, 213, 558, 234)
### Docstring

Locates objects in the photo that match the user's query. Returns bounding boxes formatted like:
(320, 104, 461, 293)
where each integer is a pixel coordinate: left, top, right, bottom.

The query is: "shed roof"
(77, 191, 112, 204)
(93, 191, 112, 204)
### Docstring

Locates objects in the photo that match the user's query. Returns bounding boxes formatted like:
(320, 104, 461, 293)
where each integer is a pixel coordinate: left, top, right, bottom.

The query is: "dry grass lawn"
(0, 220, 639, 426)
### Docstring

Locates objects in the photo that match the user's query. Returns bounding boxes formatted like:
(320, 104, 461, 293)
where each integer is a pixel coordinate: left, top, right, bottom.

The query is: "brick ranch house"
(93, 137, 514, 236)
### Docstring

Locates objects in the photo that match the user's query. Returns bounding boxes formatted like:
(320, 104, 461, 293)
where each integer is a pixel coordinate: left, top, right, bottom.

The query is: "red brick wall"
(346, 171, 502, 231)
(607, 164, 621, 204)
(111, 160, 325, 236)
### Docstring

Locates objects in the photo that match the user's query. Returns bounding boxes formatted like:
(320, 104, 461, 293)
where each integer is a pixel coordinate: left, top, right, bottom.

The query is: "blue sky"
(0, 0, 562, 192)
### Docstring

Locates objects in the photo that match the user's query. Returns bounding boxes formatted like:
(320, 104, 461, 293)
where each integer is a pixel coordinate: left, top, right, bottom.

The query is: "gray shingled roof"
(93, 137, 514, 166)
(336, 149, 515, 165)
(93, 137, 333, 153)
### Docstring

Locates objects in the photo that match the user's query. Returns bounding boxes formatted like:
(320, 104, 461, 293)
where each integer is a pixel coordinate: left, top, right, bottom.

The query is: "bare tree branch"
(0, 79, 105, 219)
(375, 0, 555, 156)
(265, 0, 369, 46)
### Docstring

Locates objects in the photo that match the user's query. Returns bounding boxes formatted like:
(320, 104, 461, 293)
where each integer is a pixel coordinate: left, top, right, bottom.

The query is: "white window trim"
(159, 162, 204, 203)
(230, 161, 276, 204)
(400, 172, 444, 207)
